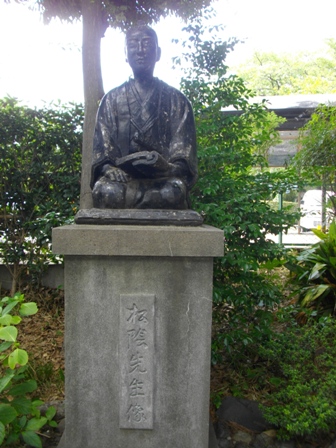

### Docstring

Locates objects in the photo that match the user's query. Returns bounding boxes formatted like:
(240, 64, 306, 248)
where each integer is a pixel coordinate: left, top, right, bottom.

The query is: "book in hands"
(115, 151, 170, 177)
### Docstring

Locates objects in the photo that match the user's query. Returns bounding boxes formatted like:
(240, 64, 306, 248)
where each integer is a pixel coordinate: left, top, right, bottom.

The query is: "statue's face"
(126, 28, 161, 76)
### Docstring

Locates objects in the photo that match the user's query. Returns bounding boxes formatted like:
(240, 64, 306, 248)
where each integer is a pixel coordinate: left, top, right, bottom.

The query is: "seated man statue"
(91, 25, 198, 210)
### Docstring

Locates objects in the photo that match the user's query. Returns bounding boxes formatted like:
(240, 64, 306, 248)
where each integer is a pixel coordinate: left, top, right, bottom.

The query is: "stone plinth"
(53, 224, 224, 448)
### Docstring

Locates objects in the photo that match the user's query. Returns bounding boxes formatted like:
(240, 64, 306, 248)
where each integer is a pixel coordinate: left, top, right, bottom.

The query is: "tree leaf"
(0, 341, 13, 352)
(2, 301, 19, 316)
(330, 257, 336, 269)
(0, 315, 13, 326)
(11, 397, 33, 415)
(0, 370, 15, 393)
(0, 403, 18, 425)
(25, 417, 48, 431)
(22, 431, 43, 448)
(312, 228, 328, 240)
(329, 220, 336, 240)
(46, 406, 56, 421)
(19, 302, 38, 317)
(11, 316, 22, 325)
(8, 348, 29, 369)
(308, 262, 327, 281)
(302, 285, 330, 306)
(5, 431, 19, 445)
(0, 326, 18, 342)
(8, 380, 37, 396)
(0, 421, 5, 445)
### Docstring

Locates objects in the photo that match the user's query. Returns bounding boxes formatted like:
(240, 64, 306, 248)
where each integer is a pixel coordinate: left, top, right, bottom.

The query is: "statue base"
(75, 208, 203, 226)
(53, 224, 223, 448)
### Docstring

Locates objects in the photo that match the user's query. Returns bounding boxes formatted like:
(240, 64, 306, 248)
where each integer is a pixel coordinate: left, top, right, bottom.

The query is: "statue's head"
(125, 25, 161, 77)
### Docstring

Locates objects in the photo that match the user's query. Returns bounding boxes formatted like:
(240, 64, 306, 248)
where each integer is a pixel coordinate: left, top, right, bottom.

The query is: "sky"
(0, 0, 335, 107)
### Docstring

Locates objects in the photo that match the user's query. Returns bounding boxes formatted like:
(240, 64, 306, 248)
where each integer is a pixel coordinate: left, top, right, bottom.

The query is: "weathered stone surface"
(52, 224, 224, 257)
(54, 224, 223, 448)
(253, 431, 277, 448)
(209, 420, 219, 448)
(216, 397, 273, 432)
(233, 430, 253, 444)
(119, 294, 155, 429)
(274, 441, 296, 448)
(218, 439, 233, 448)
(75, 208, 203, 226)
(215, 421, 230, 438)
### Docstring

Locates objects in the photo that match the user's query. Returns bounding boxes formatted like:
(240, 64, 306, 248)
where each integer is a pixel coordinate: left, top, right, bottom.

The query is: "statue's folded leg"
(92, 176, 188, 209)
(92, 177, 127, 209)
(135, 178, 188, 209)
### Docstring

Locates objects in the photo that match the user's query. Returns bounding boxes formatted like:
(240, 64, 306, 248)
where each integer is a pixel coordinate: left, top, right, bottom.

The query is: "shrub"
(260, 315, 336, 441)
(286, 219, 336, 315)
(0, 292, 57, 447)
(0, 97, 83, 294)
(176, 13, 302, 360)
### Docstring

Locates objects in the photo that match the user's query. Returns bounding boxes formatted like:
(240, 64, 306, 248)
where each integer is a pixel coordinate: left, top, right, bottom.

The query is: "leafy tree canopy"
(175, 16, 302, 357)
(35, 0, 213, 28)
(292, 104, 336, 213)
(235, 39, 336, 96)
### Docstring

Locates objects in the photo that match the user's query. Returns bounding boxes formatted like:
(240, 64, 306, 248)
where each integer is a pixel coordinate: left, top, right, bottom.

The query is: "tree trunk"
(322, 182, 327, 233)
(80, 0, 106, 209)
(10, 262, 20, 297)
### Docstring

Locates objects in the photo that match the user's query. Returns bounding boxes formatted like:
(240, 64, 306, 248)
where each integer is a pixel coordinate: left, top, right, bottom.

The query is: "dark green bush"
(176, 15, 302, 359)
(0, 98, 83, 293)
(260, 315, 336, 441)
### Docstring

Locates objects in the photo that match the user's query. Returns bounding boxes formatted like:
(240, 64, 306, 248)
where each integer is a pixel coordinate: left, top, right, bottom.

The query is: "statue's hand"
(102, 165, 130, 183)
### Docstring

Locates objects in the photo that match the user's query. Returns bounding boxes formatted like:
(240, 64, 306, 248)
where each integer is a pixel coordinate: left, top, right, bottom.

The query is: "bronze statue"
(90, 25, 197, 210)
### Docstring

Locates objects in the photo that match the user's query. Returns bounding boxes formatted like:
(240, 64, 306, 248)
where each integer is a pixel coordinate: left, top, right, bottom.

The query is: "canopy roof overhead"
(222, 94, 336, 130)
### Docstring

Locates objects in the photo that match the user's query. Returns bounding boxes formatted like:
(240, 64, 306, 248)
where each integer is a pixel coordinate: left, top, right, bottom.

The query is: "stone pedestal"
(52, 224, 224, 448)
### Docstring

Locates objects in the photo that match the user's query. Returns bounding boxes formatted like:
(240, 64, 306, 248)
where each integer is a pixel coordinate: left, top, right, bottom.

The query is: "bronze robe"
(91, 78, 197, 190)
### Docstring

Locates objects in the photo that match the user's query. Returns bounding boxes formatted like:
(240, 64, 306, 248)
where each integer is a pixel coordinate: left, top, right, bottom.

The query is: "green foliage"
(176, 16, 301, 358)
(293, 105, 336, 213)
(236, 39, 336, 95)
(297, 105, 336, 170)
(286, 220, 336, 315)
(38, 0, 213, 28)
(0, 293, 57, 447)
(0, 97, 83, 293)
(259, 315, 336, 441)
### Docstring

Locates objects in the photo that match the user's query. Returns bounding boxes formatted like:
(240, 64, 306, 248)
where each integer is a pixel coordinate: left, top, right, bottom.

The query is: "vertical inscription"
(119, 294, 155, 429)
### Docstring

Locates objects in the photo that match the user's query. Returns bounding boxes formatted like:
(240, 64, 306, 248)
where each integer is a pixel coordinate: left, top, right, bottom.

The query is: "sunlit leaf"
(0, 326, 17, 342)
(0, 370, 15, 393)
(25, 417, 48, 431)
(8, 349, 29, 369)
(2, 301, 19, 316)
(302, 285, 330, 306)
(308, 263, 326, 281)
(19, 303, 38, 317)
(0, 315, 13, 325)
